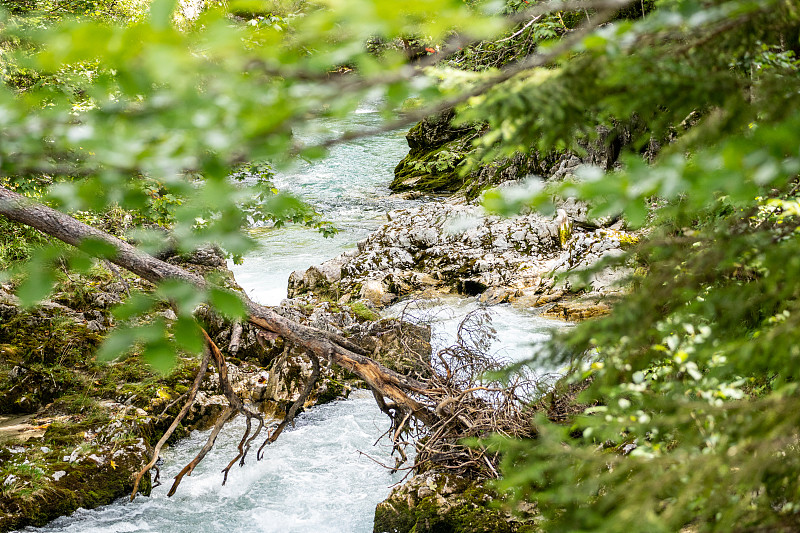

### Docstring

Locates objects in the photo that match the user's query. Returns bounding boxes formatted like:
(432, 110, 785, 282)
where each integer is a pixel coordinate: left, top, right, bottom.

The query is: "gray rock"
(479, 287, 513, 305)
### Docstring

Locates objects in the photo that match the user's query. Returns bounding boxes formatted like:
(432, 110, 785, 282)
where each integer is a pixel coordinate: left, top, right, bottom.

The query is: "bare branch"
(167, 406, 236, 497)
(130, 346, 212, 500)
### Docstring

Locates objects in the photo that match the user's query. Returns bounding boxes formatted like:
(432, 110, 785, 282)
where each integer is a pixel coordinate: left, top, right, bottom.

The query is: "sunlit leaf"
(208, 287, 247, 320)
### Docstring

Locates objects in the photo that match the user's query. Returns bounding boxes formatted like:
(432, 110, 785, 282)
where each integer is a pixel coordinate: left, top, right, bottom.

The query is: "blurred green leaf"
(16, 264, 56, 308)
(172, 315, 204, 353)
(155, 279, 205, 315)
(96, 326, 138, 362)
(208, 287, 247, 320)
(112, 291, 156, 321)
(142, 339, 178, 375)
(149, 0, 178, 30)
(78, 237, 119, 259)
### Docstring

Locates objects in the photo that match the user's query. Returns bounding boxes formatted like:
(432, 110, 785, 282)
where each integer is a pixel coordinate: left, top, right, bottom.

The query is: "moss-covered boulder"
(391, 111, 659, 201)
(390, 110, 552, 199)
(391, 111, 482, 194)
(0, 401, 153, 532)
(373, 472, 537, 533)
(0, 248, 274, 532)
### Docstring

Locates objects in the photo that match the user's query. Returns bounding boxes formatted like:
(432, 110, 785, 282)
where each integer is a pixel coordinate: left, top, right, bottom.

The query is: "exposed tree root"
(167, 406, 236, 497)
(130, 345, 212, 500)
(221, 413, 264, 485)
(185, 330, 264, 488)
(202, 329, 262, 421)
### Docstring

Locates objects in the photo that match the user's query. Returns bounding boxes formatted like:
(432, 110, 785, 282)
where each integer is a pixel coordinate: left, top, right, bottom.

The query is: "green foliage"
(412, 148, 463, 173)
(348, 300, 379, 321)
(0, 217, 49, 271)
(93, 280, 246, 372)
(0, 0, 799, 528)
(469, 1, 800, 531)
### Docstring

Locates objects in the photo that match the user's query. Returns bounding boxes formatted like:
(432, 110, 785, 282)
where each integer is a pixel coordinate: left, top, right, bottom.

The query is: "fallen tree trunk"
(1, 185, 541, 501)
(0, 185, 438, 457)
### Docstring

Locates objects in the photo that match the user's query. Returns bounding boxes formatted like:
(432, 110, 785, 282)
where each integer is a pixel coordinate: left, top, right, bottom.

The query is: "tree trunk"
(0, 185, 436, 426)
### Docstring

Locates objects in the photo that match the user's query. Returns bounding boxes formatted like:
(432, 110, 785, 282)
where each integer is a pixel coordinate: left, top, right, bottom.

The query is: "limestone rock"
(373, 472, 534, 533)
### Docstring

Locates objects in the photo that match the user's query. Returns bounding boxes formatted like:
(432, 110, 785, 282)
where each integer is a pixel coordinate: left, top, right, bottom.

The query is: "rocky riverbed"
(288, 200, 636, 323)
(1, 104, 638, 533)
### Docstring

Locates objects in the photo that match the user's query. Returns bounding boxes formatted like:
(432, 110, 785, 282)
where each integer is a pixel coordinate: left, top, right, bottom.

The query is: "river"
(20, 107, 562, 533)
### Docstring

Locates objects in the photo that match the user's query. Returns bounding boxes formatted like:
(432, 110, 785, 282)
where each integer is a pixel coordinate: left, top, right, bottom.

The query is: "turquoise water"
(229, 105, 421, 305)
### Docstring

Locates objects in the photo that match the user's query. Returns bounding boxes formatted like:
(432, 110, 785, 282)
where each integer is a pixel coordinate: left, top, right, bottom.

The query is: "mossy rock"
(391, 139, 474, 194)
(0, 444, 151, 532)
(391, 111, 482, 195)
(373, 473, 537, 533)
(391, 112, 547, 198)
(1, 403, 153, 533)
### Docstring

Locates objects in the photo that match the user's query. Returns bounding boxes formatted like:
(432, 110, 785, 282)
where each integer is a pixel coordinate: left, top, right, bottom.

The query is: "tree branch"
(0, 184, 437, 435)
(130, 346, 212, 500)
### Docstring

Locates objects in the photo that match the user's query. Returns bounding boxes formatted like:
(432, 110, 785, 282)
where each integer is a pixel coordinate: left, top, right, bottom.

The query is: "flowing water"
(27, 391, 400, 533)
(228, 107, 423, 306)
(21, 108, 563, 533)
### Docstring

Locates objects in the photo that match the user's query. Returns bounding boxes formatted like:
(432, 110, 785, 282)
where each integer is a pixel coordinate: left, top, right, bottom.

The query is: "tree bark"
(0, 185, 436, 426)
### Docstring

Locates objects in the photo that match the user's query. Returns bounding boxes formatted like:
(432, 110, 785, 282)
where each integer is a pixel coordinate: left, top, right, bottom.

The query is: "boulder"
(373, 472, 535, 533)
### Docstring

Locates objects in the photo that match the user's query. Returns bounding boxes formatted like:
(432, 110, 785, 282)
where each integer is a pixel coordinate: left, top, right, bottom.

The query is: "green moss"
(314, 377, 349, 404)
(0, 218, 50, 271)
(391, 143, 468, 194)
(374, 476, 537, 533)
(0, 452, 151, 532)
(42, 409, 110, 448)
(1, 404, 153, 532)
(348, 301, 379, 322)
(0, 312, 102, 369)
(88, 354, 201, 418)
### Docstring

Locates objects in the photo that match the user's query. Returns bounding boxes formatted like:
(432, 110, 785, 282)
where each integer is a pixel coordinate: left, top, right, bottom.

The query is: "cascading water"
(25, 392, 401, 533)
(19, 107, 562, 533)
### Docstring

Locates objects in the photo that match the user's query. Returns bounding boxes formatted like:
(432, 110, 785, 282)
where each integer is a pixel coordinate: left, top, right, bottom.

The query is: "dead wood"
(0, 185, 434, 425)
(0, 185, 560, 491)
(0, 185, 438, 489)
(168, 406, 236, 497)
(199, 329, 266, 486)
(228, 321, 243, 356)
(130, 345, 212, 500)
